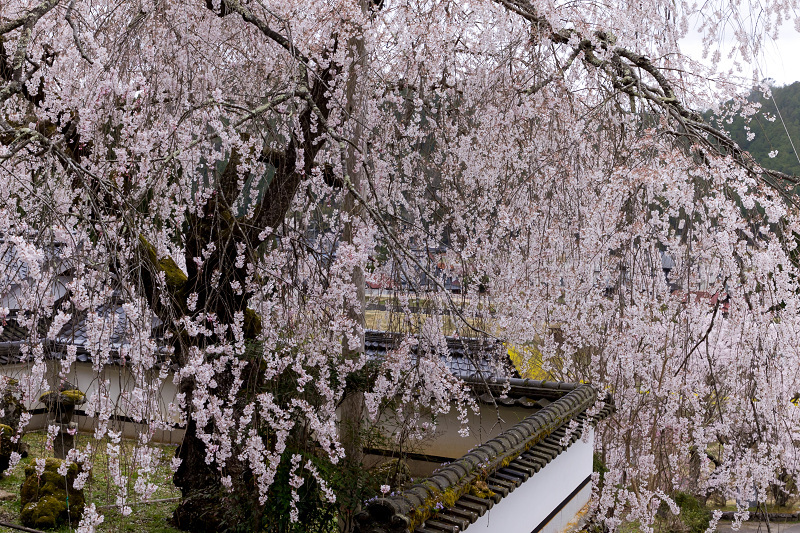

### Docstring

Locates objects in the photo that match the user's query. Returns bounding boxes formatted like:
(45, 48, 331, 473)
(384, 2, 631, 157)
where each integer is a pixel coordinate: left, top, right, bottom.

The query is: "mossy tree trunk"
(133, 11, 343, 527)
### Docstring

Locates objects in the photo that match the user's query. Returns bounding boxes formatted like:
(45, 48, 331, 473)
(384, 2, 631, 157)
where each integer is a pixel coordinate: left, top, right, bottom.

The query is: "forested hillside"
(710, 82, 800, 175)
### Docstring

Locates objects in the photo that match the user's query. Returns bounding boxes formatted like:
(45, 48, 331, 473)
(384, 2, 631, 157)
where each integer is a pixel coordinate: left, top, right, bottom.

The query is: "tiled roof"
(52, 305, 130, 351)
(354, 380, 614, 533)
(1, 320, 510, 378)
(1, 239, 72, 311)
(0, 239, 70, 287)
(365, 330, 514, 380)
(0, 319, 31, 346)
(0, 304, 166, 366)
(0, 243, 30, 287)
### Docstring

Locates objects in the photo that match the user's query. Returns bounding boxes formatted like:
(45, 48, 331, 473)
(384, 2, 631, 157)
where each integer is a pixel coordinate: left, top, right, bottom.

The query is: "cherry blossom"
(1, 0, 800, 530)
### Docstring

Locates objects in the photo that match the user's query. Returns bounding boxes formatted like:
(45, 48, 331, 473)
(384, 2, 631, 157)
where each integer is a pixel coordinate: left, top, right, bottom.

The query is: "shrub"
(657, 492, 711, 533)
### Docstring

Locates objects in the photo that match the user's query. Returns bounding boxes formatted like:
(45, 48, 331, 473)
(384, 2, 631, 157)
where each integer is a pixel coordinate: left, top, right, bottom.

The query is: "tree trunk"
(171, 376, 263, 532)
(338, 6, 368, 531)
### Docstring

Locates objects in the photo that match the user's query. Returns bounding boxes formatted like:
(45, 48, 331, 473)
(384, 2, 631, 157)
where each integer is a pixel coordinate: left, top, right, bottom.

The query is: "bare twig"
(674, 293, 722, 376)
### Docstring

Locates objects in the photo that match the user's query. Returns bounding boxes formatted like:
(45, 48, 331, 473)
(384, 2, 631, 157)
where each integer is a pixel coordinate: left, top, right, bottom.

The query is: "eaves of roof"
(354, 381, 614, 533)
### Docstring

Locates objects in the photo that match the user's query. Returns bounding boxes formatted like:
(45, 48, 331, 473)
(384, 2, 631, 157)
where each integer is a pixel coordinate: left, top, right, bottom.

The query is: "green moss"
(243, 307, 263, 338)
(408, 476, 497, 529)
(38, 392, 53, 404)
(403, 409, 568, 530)
(23, 458, 79, 479)
(440, 487, 458, 508)
(138, 234, 188, 301)
(60, 390, 85, 405)
(21, 495, 66, 529)
(39, 389, 86, 408)
(158, 256, 189, 289)
(468, 480, 494, 500)
(0, 431, 182, 532)
(20, 457, 85, 529)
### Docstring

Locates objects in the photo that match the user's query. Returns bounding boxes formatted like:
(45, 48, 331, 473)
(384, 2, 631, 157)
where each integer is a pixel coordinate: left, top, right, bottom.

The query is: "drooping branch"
(0, 0, 60, 37)
(213, 0, 311, 67)
(494, 0, 800, 201)
(65, 0, 93, 65)
(0, 0, 60, 104)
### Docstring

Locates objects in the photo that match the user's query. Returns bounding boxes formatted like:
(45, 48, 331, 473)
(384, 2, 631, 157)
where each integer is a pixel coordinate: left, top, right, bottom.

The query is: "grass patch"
(0, 431, 182, 532)
(711, 503, 800, 513)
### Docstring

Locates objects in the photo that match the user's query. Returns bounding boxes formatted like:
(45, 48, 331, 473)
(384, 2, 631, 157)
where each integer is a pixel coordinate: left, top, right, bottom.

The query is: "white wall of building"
(0, 361, 184, 444)
(464, 427, 594, 533)
(370, 401, 540, 469)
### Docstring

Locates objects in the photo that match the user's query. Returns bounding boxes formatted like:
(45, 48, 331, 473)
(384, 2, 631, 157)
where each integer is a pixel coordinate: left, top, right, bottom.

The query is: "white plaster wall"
(0, 361, 184, 443)
(463, 428, 594, 533)
(370, 402, 539, 465)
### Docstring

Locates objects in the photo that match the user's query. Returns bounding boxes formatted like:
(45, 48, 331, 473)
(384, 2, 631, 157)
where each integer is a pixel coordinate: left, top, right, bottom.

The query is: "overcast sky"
(680, 18, 800, 88)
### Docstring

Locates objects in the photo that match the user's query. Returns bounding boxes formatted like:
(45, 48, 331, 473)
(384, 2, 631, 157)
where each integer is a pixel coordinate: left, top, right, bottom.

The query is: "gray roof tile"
(354, 382, 615, 533)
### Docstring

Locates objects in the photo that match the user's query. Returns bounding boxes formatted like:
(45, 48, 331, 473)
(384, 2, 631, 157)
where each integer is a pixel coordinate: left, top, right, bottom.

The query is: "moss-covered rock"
(60, 389, 86, 405)
(40, 385, 86, 460)
(20, 458, 85, 530)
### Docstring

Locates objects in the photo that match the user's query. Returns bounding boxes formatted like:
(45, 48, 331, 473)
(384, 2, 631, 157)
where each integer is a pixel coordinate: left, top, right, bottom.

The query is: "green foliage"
(674, 492, 712, 533)
(656, 492, 712, 533)
(706, 82, 800, 176)
(250, 350, 380, 529)
(260, 450, 339, 533)
(593, 452, 608, 483)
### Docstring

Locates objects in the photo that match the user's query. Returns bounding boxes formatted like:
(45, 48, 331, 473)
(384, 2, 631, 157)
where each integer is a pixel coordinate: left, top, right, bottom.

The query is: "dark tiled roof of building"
(0, 320, 31, 346)
(52, 305, 130, 351)
(1, 320, 510, 378)
(0, 244, 29, 287)
(354, 380, 614, 533)
(0, 304, 166, 366)
(0, 239, 70, 289)
(365, 330, 515, 380)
